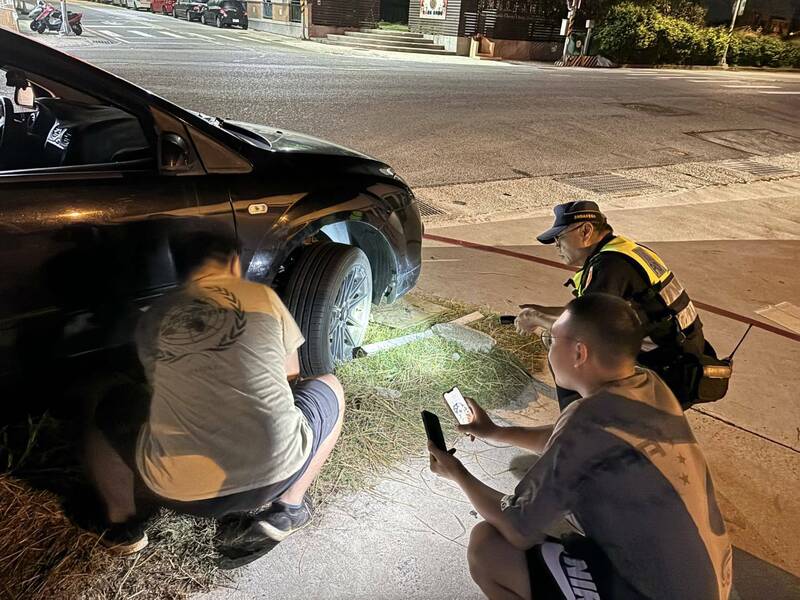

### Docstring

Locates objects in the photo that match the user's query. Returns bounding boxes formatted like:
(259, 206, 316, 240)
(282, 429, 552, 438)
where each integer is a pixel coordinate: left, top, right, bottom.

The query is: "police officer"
(516, 200, 710, 409)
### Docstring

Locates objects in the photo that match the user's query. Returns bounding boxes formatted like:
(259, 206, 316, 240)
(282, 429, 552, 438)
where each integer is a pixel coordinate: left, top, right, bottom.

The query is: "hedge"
(594, 2, 800, 68)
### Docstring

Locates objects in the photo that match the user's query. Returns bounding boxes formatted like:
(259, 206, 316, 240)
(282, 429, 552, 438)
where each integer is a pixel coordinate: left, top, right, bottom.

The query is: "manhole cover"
(621, 103, 693, 116)
(688, 129, 800, 156)
(722, 160, 798, 178)
(417, 200, 446, 217)
(559, 174, 660, 196)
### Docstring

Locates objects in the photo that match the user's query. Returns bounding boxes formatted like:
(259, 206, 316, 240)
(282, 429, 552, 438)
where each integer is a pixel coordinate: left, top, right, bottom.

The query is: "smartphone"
(499, 315, 516, 325)
(421, 410, 447, 452)
(443, 386, 473, 425)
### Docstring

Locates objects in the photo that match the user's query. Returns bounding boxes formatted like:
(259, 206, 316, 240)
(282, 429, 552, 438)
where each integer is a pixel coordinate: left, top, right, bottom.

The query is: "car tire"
(285, 242, 373, 376)
(161, 6, 167, 14)
(242, 23, 247, 29)
(72, 23, 82, 35)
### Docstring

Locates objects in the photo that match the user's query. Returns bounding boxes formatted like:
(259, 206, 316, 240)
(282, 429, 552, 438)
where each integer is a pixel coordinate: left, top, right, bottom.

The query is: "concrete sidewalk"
(198, 179, 799, 599)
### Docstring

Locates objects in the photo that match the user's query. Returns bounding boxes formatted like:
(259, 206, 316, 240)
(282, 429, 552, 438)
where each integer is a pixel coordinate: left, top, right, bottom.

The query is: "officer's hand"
(515, 308, 544, 335)
(457, 397, 497, 442)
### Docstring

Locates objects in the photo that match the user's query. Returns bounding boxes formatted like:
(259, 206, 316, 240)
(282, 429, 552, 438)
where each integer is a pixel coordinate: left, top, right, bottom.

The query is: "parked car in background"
(126, 0, 152, 10)
(202, 0, 247, 28)
(151, 0, 175, 15)
(172, 0, 207, 21)
(111, 0, 125, 7)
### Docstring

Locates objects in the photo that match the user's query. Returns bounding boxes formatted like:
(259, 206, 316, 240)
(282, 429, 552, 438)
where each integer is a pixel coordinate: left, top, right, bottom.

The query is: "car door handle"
(247, 203, 268, 215)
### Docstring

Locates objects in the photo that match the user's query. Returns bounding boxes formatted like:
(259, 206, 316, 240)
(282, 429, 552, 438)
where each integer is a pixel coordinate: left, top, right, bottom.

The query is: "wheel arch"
(256, 216, 397, 305)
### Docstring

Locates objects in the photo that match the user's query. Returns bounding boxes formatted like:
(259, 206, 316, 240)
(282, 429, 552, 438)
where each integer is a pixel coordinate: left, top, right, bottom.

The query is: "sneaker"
(99, 521, 149, 555)
(256, 496, 313, 542)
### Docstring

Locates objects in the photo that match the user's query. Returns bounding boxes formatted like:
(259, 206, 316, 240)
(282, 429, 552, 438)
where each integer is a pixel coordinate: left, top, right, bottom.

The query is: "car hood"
(223, 120, 372, 160)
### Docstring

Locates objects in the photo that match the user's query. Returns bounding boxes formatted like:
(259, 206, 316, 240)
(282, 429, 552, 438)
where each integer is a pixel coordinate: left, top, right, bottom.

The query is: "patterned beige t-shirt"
(134, 274, 310, 501)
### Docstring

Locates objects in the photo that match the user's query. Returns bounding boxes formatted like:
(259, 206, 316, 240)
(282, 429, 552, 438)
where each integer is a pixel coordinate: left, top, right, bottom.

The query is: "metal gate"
(459, 0, 573, 42)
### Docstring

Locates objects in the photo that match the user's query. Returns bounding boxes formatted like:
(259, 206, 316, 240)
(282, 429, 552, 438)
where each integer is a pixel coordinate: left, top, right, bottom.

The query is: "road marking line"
(215, 34, 243, 41)
(156, 30, 185, 38)
(128, 29, 156, 37)
(184, 32, 217, 40)
(723, 84, 781, 89)
(758, 91, 800, 94)
(98, 29, 124, 38)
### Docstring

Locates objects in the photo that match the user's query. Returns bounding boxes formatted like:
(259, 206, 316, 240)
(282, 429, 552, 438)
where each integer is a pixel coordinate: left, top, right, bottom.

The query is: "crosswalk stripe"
(98, 29, 124, 38)
(215, 34, 243, 41)
(156, 30, 185, 38)
(185, 32, 216, 40)
(130, 29, 155, 37)
(758, 91, 800, 94)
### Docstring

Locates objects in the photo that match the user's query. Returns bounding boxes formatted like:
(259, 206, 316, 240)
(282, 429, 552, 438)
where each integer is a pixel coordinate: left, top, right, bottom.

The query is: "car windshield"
(0, 66, 152, 171)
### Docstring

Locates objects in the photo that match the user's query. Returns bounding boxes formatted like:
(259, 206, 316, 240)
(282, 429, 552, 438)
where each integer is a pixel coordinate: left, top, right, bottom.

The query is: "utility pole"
(59, 0, 70, 35)
(561, 0, 581, 64)
(719, 0, 746, 67)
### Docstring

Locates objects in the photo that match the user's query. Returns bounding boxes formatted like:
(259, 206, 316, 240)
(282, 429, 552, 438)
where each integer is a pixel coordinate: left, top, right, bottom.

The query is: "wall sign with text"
(420, 0, 446, 20)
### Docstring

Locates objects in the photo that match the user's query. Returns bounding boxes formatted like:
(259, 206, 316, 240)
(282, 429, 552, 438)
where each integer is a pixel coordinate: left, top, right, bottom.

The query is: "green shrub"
(595, 1, 800, 68)
(594, 3, 659, 63)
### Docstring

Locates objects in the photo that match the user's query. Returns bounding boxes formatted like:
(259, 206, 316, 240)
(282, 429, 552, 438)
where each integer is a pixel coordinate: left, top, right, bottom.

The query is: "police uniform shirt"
(501, 368, 733, 600)
(571, 233, 705, 357)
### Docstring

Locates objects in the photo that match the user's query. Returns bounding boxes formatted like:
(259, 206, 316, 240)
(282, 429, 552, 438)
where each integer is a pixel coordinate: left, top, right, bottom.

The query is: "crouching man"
(86, 231, 344, 554)
(428, 293, 732, 600)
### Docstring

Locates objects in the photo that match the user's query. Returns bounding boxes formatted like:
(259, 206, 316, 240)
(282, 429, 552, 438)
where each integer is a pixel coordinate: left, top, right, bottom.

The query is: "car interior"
(0, 67, 153, 172)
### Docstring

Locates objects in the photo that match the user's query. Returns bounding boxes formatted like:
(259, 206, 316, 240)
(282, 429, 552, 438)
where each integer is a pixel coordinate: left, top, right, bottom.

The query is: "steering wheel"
(0, 97, 15, 161)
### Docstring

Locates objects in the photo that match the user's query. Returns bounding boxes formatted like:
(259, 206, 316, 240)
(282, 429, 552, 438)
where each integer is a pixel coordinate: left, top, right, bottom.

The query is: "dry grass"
(0, 476, 223, 600)
(0, 294, 545, 599)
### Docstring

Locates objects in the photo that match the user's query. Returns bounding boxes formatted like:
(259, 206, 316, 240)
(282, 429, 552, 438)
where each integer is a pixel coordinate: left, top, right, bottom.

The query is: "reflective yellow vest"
(571, 236, 698, 333)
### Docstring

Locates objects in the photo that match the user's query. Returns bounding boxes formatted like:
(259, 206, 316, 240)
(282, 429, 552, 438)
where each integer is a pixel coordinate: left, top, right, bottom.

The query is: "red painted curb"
(423, 232, 800, 344)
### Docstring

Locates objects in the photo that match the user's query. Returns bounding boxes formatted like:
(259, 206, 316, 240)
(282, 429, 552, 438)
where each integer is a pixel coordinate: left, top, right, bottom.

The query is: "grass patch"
(0, 294, 544, 599)
(311, 294, 544, 501)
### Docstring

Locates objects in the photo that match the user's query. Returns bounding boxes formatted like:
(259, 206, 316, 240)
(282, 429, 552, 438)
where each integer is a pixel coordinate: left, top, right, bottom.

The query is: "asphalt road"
(23, 0, 800, 188)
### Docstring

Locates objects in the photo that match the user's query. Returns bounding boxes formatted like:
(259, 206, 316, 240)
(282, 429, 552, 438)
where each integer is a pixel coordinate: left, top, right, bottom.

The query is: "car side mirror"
(160, 133, 194, 171)
(14, 85, 35, 109)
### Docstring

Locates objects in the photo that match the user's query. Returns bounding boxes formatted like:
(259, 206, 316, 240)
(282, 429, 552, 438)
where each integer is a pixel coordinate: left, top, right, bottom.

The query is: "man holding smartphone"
(428, 294, 732, 600)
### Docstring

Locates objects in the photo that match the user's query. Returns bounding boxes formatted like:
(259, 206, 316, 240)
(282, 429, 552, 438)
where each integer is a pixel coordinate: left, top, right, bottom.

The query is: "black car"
(203, 0, 247, 29)
(0, 29, 422, 393)
(172, 0, 207, 21)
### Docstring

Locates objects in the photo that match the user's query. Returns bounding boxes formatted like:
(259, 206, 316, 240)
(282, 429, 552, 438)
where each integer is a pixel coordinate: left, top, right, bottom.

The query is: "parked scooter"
(31, 2, 84, 35)
(27, 0, 47, 26)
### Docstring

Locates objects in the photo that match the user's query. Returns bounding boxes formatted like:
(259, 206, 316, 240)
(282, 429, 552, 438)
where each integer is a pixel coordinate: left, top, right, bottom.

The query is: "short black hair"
(562, 293, 643, 366)
(170, 229, 241, 281)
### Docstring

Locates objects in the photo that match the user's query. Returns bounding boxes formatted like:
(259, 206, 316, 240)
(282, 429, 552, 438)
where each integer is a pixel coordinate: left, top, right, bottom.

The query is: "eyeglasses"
(541, 331, 580, 350)
(554, 224, 583, 247)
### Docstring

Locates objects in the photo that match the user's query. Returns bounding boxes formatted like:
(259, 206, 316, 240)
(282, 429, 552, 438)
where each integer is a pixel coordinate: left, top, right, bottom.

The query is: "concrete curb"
(621, 63, 800, 73)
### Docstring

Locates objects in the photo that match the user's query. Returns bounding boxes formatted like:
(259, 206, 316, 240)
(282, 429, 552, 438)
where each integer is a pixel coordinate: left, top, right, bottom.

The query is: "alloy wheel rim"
(328, 265, 370, 362)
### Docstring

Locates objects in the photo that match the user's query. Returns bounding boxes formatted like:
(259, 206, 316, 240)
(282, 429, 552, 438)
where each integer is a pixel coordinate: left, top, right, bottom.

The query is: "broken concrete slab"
(371, 297, 449, 329)
(432, 323, 497, 354)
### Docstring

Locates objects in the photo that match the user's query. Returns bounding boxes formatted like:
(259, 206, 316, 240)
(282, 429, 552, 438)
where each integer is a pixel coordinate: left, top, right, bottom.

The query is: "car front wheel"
(285, 243, 373, 376)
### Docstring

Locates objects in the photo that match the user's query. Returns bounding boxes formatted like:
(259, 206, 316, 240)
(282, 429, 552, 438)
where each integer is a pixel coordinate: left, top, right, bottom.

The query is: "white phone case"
(444, 386, 473, 425)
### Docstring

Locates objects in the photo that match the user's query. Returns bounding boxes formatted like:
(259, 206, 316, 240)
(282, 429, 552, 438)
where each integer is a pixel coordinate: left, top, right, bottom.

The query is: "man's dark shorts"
(95, 378, 340, 519)
(526, 535, 647, 600)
